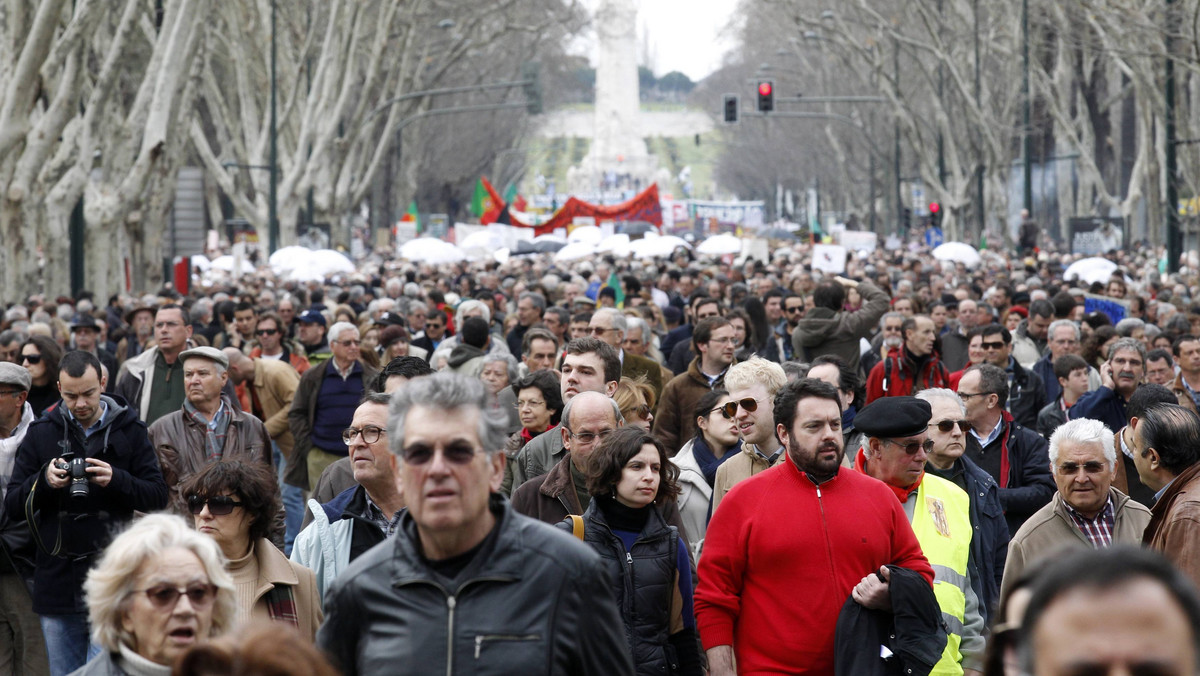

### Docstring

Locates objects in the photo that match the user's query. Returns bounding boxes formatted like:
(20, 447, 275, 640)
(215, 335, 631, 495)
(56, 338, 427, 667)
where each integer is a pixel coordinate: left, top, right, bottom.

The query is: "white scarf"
(0, 403, 34, 501)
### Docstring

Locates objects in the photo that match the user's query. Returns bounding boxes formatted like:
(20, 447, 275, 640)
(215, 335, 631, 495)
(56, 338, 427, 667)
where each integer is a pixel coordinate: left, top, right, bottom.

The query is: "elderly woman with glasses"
(500, 370, 563, 496)
(181, 461, 322, 641)
(76, 513, 235, 675)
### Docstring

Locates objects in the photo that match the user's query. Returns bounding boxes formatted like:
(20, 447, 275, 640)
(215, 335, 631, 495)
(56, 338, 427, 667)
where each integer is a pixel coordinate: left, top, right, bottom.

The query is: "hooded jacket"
(447, 343, 487, 377)
(3, 394, 167, 614)
(290, 485, 389, 599)
(793, 280, 890, 376)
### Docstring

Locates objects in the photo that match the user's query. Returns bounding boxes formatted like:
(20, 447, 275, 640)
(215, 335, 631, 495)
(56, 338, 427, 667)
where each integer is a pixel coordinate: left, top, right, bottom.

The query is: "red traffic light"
(758, 82, 773, 97)
(928, 201, 940, 214)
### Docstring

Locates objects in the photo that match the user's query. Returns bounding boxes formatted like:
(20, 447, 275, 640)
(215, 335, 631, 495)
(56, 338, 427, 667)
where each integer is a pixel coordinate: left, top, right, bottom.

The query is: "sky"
(575, 0, 738, 82)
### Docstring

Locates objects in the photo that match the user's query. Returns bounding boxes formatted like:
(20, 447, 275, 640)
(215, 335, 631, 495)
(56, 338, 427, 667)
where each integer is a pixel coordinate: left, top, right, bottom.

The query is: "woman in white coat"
(671, 389, 742, 559)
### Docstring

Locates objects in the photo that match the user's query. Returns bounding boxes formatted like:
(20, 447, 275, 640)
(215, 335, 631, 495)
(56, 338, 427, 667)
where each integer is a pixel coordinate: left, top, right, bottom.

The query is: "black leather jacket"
(317, 495, 634, 676)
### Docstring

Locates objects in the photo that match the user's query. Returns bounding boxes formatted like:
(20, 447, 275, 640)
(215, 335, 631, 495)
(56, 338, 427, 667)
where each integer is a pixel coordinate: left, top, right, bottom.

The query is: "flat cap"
(855, 397, 931, 439)
(0, 363, 31, 391)
(178, 346, 229, 370)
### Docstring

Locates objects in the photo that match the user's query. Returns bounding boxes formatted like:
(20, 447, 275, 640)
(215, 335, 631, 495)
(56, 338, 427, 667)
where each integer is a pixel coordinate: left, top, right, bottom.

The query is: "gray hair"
(594, 308, 627, 335)
(455, 299, 492, 327)
(1048, 319, 1080, 341)
(191, 298, 213, 323)
(84, 514, 236, 653)
(388, 372, 509, 457)
(0, 329, 27, 346)
(1048, 417, 1116, 467)
(518, 292, 546, 313)
(561, 391, 624, 430)
(915, 388, 966, 416)
(625, 316, 650, 345)
(1114, 317, 1146, 338)
(328, 321, 359, 344)
(879, 311, 904, 330)
(481, 352, 519, 384)
(1107, 337, 1146, 362)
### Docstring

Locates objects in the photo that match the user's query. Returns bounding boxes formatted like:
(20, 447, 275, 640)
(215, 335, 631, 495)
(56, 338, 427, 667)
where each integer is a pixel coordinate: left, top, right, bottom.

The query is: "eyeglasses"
(20, 354, 41, 365)
(343, 425, 386, 445)
(515, 399, 545, 410)
(334, 339, 361, 347)
(0, 389, 23, 398)
(957, 391, 993, 401)
(624, 404, 651, 420)
(1058, 461, 1107, 475)
(567, 428, 614, 445)
(255, 328, 279, 336)
(588, 327, 619, 336)
(135, 584, 218, 610)
(709, 405, 734, 420)
(720, 398, 760, 418)
(980, 341, 1006, 351)
(934, 419, 972, 433)
(401, 443, 481, 465)
(785, 306, 804, 313)
(884, 438, 935, 455)
(187, 495, 244, 515)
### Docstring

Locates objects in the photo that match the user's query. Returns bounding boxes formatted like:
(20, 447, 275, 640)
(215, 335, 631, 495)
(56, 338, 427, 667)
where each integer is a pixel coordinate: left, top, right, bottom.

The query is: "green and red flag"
(605, 271, 625, 308)
(471, 179, 493, 218)
(401, 201, 420, 234)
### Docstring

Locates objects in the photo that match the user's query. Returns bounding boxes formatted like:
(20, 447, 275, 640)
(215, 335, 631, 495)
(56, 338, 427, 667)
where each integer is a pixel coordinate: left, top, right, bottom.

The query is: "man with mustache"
(855, 396, 986, 675)
(1069, 338, 1146, 433)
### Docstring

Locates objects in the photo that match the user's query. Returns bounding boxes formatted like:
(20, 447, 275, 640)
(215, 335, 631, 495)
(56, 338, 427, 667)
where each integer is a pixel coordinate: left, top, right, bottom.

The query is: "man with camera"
(3, 351, 168, 675)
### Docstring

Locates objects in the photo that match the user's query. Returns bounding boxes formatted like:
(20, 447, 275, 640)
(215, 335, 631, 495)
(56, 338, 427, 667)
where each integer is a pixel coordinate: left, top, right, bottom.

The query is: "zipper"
(474, 634, 540, 659)
(445, 595, 456, 676)
(814, 484, 837, 587)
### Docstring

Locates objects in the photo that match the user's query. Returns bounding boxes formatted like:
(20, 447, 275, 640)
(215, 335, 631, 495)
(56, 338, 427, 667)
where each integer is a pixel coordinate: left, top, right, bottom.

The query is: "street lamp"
(268, 0, 279, 255)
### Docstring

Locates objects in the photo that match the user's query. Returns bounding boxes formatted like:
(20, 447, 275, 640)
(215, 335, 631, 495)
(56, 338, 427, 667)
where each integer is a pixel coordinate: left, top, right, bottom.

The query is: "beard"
(789, 436, 844, 483)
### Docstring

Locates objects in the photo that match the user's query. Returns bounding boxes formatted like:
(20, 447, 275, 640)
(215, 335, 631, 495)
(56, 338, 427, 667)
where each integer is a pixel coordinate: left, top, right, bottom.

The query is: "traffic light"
(902, 207, 912, 233)
(723, 94, 739, 123)
(757, 81, 774, 112)
(928, 201, 942, 228)
(522, 62, 542, 115)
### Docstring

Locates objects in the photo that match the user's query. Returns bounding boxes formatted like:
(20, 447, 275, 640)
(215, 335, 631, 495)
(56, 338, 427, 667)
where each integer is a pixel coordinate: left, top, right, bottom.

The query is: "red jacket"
(865, 347, 951, 403)
(695, 454, 933, 675)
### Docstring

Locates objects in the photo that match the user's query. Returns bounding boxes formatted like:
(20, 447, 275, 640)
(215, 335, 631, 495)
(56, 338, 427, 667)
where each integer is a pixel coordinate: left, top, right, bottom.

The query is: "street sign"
(925, 226, 944, 247)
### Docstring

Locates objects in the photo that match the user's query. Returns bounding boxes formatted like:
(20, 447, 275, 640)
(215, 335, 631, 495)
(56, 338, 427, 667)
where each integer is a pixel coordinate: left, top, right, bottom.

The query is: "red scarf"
(520, 426, 537, 445)
(996, 411, 1015, 489)
(854, 447, 923, 503)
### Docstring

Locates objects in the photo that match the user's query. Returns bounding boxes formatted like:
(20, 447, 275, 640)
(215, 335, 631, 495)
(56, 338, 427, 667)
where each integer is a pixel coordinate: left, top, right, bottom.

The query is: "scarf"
(183, 399, 231, 461)
(596, 494, 651, 532)
(692, 434, 740, 487)
(841, 405, 857, 433)
(854, 447, 923, 502)
(520, 426, 537, 446)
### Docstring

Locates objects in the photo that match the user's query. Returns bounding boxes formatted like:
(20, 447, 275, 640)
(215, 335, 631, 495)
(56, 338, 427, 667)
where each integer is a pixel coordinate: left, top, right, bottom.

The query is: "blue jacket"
(1068, 385, 1127, 433)
(960, 456, 1009, 625)
(1033, 352, 1060, 403)
(964, 415, 1054, 537)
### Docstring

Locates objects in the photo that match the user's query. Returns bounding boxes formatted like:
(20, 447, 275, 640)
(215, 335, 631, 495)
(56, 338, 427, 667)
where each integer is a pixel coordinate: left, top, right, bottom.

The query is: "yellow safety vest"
(910, 474, 973, 676)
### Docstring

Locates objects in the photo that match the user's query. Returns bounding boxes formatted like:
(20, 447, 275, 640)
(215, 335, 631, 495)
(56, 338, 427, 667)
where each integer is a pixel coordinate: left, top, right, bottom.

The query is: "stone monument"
(567, 0, 663, 195)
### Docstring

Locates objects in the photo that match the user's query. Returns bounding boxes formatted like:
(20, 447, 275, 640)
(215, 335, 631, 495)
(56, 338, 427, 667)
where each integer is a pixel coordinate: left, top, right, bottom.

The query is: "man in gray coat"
(317, 373, 631, 675)
(793, 275, 889, 376)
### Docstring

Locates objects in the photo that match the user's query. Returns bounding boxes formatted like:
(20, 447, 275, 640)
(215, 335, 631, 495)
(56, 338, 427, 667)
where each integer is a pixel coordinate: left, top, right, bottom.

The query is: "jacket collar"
(539, 455, 583, 512)
(390, 494, 525, 588)
(253, 537, 300, 588)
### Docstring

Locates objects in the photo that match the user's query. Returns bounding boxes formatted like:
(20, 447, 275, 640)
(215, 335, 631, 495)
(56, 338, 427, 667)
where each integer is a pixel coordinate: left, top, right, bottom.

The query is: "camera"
(55, 456, 89, 500)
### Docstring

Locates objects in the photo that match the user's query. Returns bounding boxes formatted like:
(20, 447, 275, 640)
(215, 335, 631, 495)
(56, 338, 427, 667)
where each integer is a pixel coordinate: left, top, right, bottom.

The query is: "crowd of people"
(1, 235, 1200, 675)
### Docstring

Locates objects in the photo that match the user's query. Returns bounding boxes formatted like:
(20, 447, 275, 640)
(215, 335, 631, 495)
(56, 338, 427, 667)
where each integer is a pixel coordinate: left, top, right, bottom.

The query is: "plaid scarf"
(263, 584, 299, 627)
(183, 399, 231, 461)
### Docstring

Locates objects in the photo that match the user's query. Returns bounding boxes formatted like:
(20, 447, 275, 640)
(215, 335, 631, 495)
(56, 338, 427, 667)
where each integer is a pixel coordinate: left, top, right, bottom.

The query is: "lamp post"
(267, 0, 279, 255)
(1166, 0, 1180, 272)
(1022, 0, 1032, 214)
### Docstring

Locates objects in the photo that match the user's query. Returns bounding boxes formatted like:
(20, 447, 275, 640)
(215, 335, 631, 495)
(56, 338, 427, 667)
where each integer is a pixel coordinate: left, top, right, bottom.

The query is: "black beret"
(855, 397, 932, 439)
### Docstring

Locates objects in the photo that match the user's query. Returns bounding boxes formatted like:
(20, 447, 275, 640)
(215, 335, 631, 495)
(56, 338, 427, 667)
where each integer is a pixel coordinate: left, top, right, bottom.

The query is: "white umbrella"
(932, 242, 982, 267)
(187, 254, 211, 272)
(554, 241, 597, 262)
(696, 233, 743, 256)
(306, 249, 356, 276)
(398, 237, 465, 264)
(567, 225, 602, 245)
(1063, 257, 1118, 285)
(209, 255, 256, 275)
(268, 246, 314, 273)
(596, 233, 631, 257)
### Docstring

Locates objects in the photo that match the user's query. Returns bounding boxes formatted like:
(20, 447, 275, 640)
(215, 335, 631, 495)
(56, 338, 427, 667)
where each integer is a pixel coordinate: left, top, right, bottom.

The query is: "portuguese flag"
(471, 179, 492, 218)
(401, 201, 420, 234)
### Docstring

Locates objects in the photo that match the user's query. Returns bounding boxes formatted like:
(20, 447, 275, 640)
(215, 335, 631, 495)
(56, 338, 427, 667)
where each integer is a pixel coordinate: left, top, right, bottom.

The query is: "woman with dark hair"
(561, 427, 701, 676)
(20, 335, 63, 416)
(724, 308, 753, 362)
(1082, 324, 1118, 370)
(500, 369, 563, 496)
(672, 389, 741, 559)
(742, 297, 780, 362)
(182, 460, 322, 641)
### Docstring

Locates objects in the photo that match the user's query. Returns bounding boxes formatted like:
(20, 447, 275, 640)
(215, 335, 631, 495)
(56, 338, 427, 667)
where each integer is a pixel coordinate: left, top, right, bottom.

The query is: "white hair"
(914, 388, 966, 416)
(328, 321, 359, 344)
(1048, 418, 1116, 468)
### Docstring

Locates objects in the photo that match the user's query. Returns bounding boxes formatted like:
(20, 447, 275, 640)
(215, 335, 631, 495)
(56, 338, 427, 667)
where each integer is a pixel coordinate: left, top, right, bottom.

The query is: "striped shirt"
(1063, 495, 1116, 548)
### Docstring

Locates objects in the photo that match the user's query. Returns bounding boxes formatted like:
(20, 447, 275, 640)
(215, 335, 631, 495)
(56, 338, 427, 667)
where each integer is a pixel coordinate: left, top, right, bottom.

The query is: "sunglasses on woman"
(186, 495, 244, 516)
(136, 583, 218, 609)
(625, 404, 651, 420)
(720, 398, 759, 418)
(21, 354, 41, 364)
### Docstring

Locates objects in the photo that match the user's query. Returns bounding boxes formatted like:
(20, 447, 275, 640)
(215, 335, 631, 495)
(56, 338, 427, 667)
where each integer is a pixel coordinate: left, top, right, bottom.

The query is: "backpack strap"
(569, 514, 585, 540)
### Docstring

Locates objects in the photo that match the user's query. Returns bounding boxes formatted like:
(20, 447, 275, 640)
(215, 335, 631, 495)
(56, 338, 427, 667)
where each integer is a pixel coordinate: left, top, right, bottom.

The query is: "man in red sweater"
(696, 378, 933, 675)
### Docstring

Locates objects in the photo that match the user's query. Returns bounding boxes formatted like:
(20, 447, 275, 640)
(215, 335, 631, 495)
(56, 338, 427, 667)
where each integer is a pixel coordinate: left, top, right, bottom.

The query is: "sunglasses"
(720, 398, 760, 418)
(785, 306, 804, 313)
(709, 405, 734, 420)
(980, 341, 1006, 351)
(136, 583, 218, 610)
(884, 438, 936, 455)
(401, 443, 481, 465)
(343, 425, 386, 445)
(20, 354, 41, 365)
(934, 419, 971, 433)
(186, 495, 245, 516)
(625, 404, 651, 420)
(255, 328, 279, 336)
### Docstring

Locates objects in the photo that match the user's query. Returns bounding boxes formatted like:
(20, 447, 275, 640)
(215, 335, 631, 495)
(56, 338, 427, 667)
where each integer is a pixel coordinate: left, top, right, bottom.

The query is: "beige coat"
(1000, 488, 1150, 602)
(711, 442, 774, 514)
(244, 538, 323, 641)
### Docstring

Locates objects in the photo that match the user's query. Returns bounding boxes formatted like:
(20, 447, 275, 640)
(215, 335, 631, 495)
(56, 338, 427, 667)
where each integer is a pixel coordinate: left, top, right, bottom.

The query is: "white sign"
(838, 230, 878, 252)
(811, 244, 847, 274)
